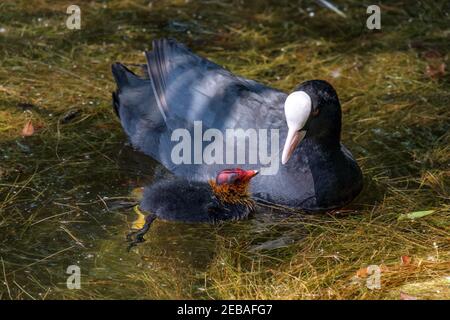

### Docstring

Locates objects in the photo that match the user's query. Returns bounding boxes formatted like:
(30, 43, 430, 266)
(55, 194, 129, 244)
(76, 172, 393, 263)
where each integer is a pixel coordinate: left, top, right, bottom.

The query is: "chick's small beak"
(245, 169, 259, 180)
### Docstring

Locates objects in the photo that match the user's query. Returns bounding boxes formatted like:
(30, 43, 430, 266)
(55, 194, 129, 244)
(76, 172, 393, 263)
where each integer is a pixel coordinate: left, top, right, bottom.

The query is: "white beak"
(281, 129, 306, 164)
(281, 91, 312, 164)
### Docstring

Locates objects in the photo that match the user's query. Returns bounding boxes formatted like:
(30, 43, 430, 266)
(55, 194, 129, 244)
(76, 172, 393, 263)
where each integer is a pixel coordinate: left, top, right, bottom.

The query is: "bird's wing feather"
(145, 38, 286, 131)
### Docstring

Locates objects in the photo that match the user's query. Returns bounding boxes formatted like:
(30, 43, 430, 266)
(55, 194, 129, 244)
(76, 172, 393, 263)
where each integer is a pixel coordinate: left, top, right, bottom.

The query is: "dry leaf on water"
(356, 264, 388, 278)
(401, 255, 411, 266)
(400, 292, 418, 300)
(422, 50, 446, 80)
(425, 63, 446, 80)
(21, 120, 34, 137)
(356, 267, 368, 278)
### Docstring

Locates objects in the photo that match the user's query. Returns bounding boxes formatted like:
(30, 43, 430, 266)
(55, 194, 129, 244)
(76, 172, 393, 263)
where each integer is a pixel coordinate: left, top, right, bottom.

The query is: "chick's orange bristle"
(209, 180, 255, 209)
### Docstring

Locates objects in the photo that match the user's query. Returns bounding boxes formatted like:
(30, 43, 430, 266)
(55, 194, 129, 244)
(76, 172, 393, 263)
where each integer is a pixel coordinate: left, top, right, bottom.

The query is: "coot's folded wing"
(145, 38, 286, 132)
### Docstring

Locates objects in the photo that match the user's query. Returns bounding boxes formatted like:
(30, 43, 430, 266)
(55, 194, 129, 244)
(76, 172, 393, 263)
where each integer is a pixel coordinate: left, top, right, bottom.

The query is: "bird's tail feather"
(145, 38, 193, 123)
(111, 63, 148, 120)
(111, 62, 143, 88)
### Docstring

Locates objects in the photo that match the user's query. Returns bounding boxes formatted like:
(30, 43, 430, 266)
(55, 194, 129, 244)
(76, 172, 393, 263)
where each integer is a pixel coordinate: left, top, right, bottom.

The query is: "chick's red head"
(215, 168, 259, 186)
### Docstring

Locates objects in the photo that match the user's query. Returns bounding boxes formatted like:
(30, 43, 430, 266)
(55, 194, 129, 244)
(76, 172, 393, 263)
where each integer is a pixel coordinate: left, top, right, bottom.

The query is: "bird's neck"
(303, 134, 341, 150)
(302, 117, 342, 151)
(208, 180, 255, 208)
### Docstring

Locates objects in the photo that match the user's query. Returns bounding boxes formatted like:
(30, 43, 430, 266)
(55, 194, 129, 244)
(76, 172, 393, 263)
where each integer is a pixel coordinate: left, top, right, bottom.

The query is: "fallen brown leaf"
(426, 62, 446, 79)
(401, 255, 411, 266)
(356, 267, 368, 278)
(21, 120, 34, 137)
(400, 291, 418, 300)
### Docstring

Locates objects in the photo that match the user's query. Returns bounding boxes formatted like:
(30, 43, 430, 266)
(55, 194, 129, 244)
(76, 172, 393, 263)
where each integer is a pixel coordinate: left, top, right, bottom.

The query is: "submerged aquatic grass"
(0, 0, 449, 299)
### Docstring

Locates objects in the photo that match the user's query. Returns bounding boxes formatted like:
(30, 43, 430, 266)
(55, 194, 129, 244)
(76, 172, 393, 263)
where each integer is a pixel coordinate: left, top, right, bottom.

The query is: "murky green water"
(1, 126, 309, 299)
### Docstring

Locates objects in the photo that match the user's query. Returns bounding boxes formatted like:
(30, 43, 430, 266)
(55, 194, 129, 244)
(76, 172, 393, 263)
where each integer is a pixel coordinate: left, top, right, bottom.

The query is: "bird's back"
(112, 39, 287, 177)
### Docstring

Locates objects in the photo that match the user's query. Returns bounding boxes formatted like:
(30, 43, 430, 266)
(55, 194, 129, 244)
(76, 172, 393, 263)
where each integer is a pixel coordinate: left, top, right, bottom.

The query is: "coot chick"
(127, 168, 258, 249)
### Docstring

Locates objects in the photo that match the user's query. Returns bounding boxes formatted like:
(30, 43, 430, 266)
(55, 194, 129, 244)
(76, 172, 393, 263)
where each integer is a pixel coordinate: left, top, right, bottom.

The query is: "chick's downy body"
(140, 178, 254, 223)
(127, 168, 258, 249)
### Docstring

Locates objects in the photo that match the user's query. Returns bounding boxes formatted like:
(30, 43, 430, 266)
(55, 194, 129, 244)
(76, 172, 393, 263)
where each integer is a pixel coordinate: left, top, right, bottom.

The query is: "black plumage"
(112, 39, 363, 211)
(140, 178, 254, 223)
